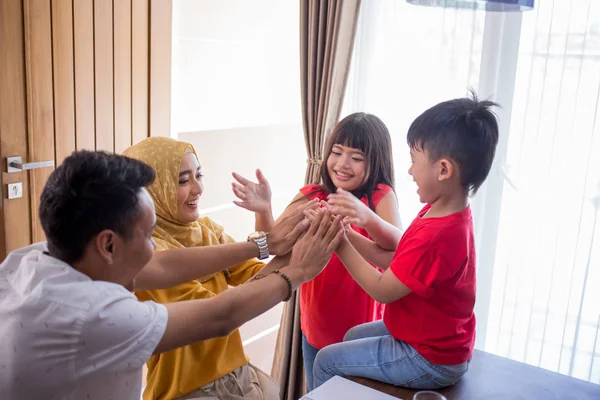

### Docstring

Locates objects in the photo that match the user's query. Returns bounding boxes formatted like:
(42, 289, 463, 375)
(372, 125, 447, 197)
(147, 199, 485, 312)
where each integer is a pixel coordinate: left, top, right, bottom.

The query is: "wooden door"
(0, 0, 172, 260)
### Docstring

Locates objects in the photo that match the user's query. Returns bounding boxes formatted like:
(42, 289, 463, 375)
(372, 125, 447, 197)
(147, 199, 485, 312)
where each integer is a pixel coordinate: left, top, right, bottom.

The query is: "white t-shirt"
(0, 243, 168, 400)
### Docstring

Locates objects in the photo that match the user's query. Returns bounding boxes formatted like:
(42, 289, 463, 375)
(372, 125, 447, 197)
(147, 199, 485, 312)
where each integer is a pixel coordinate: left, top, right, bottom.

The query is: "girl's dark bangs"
(333, 124, 368, 153)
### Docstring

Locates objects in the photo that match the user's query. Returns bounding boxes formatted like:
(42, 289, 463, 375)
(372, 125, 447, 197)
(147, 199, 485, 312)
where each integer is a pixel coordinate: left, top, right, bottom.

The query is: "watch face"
(249, 231, 267, 240)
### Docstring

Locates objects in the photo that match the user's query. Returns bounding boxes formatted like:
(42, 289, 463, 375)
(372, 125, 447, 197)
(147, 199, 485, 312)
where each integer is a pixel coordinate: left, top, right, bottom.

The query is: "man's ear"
(438, 158, 455, 182)
(94, 230, 116, 265)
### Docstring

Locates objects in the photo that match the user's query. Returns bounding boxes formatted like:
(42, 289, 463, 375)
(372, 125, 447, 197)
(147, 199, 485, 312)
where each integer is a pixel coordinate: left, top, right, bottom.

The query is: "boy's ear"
(437, 158, 455, 182)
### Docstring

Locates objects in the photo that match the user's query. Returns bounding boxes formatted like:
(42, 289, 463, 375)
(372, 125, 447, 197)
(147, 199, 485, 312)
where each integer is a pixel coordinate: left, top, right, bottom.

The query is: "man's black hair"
(39, 150, 156, 264)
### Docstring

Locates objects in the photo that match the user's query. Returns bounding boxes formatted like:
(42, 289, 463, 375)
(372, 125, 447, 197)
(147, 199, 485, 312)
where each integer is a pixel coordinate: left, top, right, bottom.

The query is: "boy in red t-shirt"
(311, 93, 500, 390)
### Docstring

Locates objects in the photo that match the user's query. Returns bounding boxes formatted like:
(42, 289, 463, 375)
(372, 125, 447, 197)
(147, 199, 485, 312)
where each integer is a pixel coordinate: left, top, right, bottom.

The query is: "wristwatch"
(247, 231, 270, 260)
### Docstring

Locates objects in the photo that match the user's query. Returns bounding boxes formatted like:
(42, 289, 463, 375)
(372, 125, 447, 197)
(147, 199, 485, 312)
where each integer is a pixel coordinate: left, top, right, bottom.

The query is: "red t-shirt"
(384, 204, 476, 365)
(300, 183, 392, 349)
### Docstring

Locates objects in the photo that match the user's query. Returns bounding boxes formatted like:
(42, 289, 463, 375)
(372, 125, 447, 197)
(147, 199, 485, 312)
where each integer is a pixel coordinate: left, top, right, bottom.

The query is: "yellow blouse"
(136, 218, 265, 400)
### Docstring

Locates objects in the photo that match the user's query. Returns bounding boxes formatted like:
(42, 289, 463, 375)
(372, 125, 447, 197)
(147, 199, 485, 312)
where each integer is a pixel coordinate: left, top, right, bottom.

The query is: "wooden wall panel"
(1, 0, 159, 258)
(94, 0, 114, 152)
(132, 0, 149, 145)
(114, 0, 132, 154)
(150, 0, 172, 137)
(73, 0, 96, 151)
(0, 0, 32, 252)
(23, 0, 55, 242)
(51, 0, 76, 165)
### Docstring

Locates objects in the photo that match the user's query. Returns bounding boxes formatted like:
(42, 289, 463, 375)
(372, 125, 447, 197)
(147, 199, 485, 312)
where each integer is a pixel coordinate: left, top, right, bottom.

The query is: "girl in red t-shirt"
(231, 112, 403, 390)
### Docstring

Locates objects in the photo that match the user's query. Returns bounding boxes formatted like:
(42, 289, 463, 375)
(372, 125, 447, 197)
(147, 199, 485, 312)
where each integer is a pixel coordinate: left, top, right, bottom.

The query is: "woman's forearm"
(255, 207, 275, 232)
(134, 242, 260, 291)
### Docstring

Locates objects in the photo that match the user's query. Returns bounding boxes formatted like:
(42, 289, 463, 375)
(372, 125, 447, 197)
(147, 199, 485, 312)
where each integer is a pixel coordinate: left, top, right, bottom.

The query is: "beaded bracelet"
(272, 269, 293, 302)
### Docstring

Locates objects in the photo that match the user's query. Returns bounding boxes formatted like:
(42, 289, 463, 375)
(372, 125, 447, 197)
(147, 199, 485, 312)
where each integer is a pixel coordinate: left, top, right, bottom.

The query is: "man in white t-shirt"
(0, 150, 343, 400)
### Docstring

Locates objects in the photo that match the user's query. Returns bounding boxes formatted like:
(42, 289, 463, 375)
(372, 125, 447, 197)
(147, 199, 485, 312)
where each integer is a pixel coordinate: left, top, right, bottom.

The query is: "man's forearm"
(228, 264, 302, 328)
(155, 263, 304, 355)
(245, 253, 291, 283)
(346, 230, 395, 270)
(135, 242, 260, 291)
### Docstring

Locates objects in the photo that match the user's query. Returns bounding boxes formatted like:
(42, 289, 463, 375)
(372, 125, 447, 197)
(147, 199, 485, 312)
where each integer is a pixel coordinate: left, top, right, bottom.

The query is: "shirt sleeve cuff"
(135, 302, 168, 364)
(391, 264, 434, 298)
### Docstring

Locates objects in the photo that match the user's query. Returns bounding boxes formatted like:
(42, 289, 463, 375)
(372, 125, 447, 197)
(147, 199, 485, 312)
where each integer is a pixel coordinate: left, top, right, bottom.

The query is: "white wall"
(178, 124, 306, 238)
(172, 0, 303, 374)
(172, 0, 301, 134)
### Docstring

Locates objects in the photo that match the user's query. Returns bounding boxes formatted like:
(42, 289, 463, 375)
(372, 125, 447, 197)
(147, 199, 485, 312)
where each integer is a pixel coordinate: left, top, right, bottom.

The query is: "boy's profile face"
(409, 148, 447, 204)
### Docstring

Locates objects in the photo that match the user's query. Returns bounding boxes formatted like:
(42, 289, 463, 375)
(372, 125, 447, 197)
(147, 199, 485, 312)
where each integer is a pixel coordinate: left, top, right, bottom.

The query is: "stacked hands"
(231, 169, 373, 282)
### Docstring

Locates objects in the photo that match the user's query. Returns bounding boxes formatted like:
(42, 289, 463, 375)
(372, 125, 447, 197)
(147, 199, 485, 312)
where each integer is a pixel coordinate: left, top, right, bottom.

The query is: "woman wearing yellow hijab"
(124, 137, 278, 400)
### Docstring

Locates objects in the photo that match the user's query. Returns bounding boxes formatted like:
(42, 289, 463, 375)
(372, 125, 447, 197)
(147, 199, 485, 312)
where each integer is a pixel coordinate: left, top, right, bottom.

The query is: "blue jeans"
(312, 321, 469, 389)
(301, 332, 319, 391)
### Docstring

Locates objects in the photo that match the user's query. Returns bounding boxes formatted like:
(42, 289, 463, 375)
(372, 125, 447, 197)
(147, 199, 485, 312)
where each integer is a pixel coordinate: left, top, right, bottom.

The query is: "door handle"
(6, 156, 54, 173)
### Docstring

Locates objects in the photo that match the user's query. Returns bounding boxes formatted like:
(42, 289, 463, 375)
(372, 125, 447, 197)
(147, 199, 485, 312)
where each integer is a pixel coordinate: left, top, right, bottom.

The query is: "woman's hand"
(327, 188, 375, 229)
(232, 169, 272, 214)
(268, 200, 320, 256)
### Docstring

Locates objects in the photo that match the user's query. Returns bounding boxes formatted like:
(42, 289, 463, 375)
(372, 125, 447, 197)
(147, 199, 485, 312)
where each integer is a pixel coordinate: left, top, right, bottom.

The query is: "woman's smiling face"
(177, 152, 204, 223)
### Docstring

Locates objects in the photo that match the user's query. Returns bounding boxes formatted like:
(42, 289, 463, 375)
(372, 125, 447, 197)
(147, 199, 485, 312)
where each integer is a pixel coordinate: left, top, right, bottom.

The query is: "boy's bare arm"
(345, 229, 395, 270)
(336, 238, 411, 304)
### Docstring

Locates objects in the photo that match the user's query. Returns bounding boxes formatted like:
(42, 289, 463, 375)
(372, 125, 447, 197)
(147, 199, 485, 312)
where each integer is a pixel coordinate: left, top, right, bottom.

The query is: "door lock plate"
(7, 182, 23, 199)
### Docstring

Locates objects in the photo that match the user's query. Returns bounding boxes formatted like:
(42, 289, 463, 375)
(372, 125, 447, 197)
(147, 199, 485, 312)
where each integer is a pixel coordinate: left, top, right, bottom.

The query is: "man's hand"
(267, 199, 320, 256)
(289, 209, 344, 282)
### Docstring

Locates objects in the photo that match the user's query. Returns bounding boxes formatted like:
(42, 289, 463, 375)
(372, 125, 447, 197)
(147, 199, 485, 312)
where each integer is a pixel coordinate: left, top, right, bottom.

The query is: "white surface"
(301, 376, 401, 400)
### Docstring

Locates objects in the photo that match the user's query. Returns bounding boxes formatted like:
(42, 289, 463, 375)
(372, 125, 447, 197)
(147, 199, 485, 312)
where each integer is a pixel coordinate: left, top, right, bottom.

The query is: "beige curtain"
(271, 1, 361, 398)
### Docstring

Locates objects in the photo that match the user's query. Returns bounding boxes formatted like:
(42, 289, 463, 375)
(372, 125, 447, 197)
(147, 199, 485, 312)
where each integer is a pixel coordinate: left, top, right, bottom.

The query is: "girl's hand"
(327, 188, 374, 228)
(232, 169, 272, 213)
(317, 200, 351, 235)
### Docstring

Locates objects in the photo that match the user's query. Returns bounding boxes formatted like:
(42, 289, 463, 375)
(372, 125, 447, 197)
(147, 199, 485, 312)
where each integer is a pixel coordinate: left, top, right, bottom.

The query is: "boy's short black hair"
(39, 150, 156, 264)
(407, 91, 499, 194)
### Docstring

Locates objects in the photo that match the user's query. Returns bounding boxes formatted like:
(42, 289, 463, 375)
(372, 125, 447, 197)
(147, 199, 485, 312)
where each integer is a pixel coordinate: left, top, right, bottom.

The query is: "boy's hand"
(267, 200, 320, 256)
(327, 188, 375, 228)
(289, 209, 344, 282)
(232, 169, 272, 214)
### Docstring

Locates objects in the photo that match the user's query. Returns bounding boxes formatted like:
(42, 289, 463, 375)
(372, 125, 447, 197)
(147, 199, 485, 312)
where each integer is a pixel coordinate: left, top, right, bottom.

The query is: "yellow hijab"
(123, 137, 225, 281)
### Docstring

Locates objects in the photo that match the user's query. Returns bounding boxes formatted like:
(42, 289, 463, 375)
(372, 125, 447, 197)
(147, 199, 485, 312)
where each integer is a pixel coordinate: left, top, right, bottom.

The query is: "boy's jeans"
(312, 321, 469, 389)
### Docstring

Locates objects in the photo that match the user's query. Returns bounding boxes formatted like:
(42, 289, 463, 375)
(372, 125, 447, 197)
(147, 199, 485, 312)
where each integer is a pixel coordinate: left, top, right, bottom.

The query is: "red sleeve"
(389, 236, 451, 299)
(300, 184, 326, 201)
(371, 184, 393, 207)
